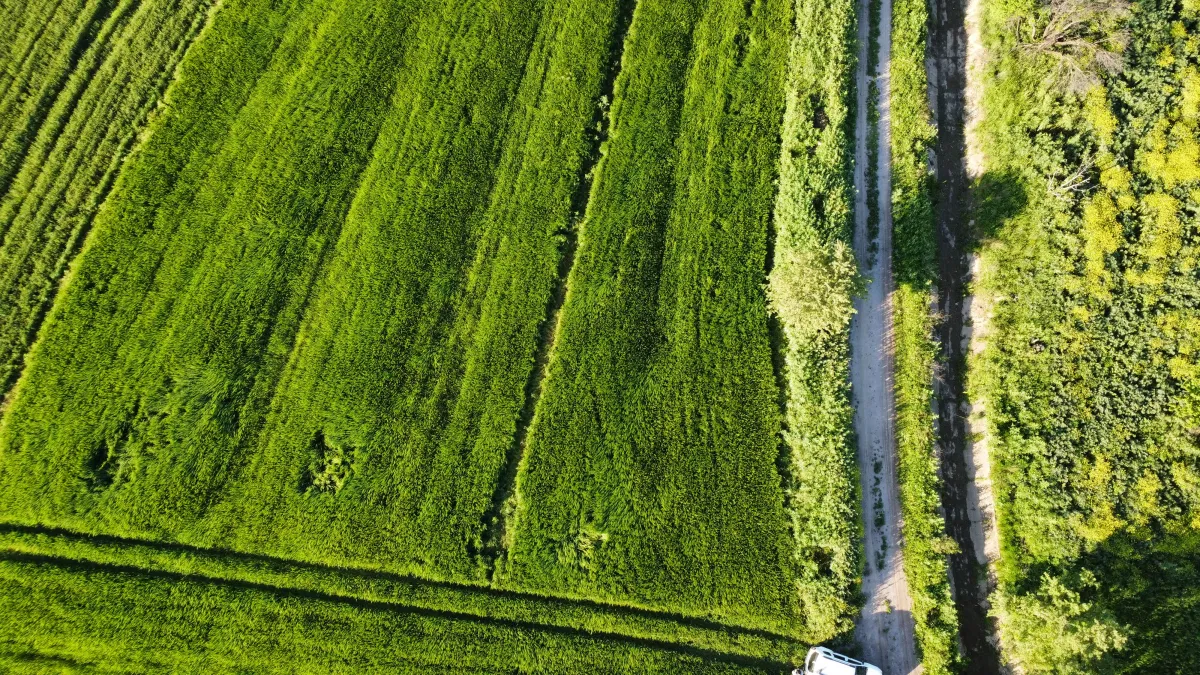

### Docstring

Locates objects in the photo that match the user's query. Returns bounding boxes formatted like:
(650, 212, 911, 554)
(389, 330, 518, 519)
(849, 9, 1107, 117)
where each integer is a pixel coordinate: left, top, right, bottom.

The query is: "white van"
(793, 646, 884, 675)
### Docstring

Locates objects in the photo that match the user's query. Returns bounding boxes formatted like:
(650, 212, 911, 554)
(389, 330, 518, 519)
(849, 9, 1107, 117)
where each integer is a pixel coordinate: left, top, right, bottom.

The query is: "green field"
(8, 0, 1193, 665)
(0, 0, 213, 393)
(0, 0, 870, 668)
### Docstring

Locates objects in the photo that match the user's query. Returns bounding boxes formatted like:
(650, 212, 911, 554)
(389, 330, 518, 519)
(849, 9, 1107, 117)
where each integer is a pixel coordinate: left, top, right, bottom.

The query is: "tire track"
(0, 549, 795, 671)
(0, 522, 799, 655)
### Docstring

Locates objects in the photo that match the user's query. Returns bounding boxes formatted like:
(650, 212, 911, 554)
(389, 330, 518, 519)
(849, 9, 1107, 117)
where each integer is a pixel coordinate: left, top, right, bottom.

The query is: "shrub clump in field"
(304, 432, 356, 495)
(767, 240, 861, 341)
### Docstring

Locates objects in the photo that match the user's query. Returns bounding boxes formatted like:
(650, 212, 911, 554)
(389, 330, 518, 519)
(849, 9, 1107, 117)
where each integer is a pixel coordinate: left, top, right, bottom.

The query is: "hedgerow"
(767, 0, 861, 642)
(888, 0, 961, 669)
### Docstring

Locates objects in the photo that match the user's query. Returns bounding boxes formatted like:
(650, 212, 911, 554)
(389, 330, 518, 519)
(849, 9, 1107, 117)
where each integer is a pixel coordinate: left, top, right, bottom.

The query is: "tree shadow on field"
(970, 169, 1029, 249)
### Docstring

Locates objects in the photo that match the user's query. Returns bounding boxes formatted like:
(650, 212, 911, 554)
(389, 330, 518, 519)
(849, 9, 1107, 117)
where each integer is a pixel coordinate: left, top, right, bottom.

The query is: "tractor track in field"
(0, 550, 794, 671)
(0, 522, 802, 671)
(479, 0, 638, 575)
(0, 522, 799, 657)
(849, 0, 920, 668)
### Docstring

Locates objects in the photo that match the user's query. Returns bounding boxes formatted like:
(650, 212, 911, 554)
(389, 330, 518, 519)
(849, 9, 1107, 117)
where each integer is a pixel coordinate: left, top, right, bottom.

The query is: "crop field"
(0, 0, 214, 393)
(0, 0, 872, 668)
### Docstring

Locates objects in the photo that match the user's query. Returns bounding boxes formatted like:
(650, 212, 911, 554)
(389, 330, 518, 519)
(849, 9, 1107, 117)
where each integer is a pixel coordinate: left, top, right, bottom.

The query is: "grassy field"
(0, 0, 873, 667)
(0, 0, 213, 393)
(0, 554, 787, 674)
(974, 0, 1200, 670)
(506, 0, 811, 636)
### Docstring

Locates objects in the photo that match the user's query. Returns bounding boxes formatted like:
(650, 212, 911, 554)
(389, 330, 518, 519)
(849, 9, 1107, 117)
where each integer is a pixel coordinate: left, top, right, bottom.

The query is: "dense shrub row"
(766, 0, 861, 643)
(974, 0, 1200, 669)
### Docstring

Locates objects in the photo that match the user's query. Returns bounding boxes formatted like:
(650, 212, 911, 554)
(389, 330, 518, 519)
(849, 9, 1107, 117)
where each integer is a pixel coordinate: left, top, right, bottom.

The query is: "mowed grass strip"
(210, 0, 617, 581)
(0, 556, 787, 674)
(0, 523, 805, 662)
(0, 0, 214, 394)
(0, 0, 419, 534)
(506, 0, 805, 636)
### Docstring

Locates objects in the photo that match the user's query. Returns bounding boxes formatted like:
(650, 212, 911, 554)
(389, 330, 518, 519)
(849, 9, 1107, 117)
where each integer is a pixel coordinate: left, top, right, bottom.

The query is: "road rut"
(849, 0, 920, 669)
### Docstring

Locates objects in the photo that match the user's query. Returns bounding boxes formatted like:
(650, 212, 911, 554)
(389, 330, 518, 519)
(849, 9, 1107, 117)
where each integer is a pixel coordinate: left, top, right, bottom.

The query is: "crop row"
(0, 524, 806, 662)
(0, 0, 213, 392)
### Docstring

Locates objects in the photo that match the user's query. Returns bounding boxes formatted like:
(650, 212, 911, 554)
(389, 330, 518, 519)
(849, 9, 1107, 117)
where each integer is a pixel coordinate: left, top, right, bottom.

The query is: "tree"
(1016, 0, 1131, 91)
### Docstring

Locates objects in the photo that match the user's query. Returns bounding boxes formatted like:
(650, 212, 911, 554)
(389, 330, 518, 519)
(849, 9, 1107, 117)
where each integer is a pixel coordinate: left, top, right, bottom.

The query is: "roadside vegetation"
(974, 0, 1200, 670)
(888, 0, 962, 670)
(766, 0, 861, 644)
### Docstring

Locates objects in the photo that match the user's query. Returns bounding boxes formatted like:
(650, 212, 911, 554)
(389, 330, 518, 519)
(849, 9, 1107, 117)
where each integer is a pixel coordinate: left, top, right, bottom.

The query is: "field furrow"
(0, 0, 123, 192)
(0, 0, 214, 394)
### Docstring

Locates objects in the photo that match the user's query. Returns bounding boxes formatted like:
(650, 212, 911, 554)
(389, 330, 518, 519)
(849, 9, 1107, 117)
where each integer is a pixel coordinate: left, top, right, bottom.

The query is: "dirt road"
(927, 0, 1002, 669)
(849, 0, 919, 669)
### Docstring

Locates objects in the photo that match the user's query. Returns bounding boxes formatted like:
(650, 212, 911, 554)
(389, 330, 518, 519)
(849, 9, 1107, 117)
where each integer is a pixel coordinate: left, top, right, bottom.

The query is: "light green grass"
(0, 0, 213, 392)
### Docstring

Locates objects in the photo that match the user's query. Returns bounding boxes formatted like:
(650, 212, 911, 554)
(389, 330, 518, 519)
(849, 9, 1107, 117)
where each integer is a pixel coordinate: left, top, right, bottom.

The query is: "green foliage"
(994, 570, 1127, 673)
(975, 0, 1200, 667)
(0, 0, 214, 393)
(887, 0, 960, 668)
(765, 0, 861, 642)
(769, 241, 862, 342)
